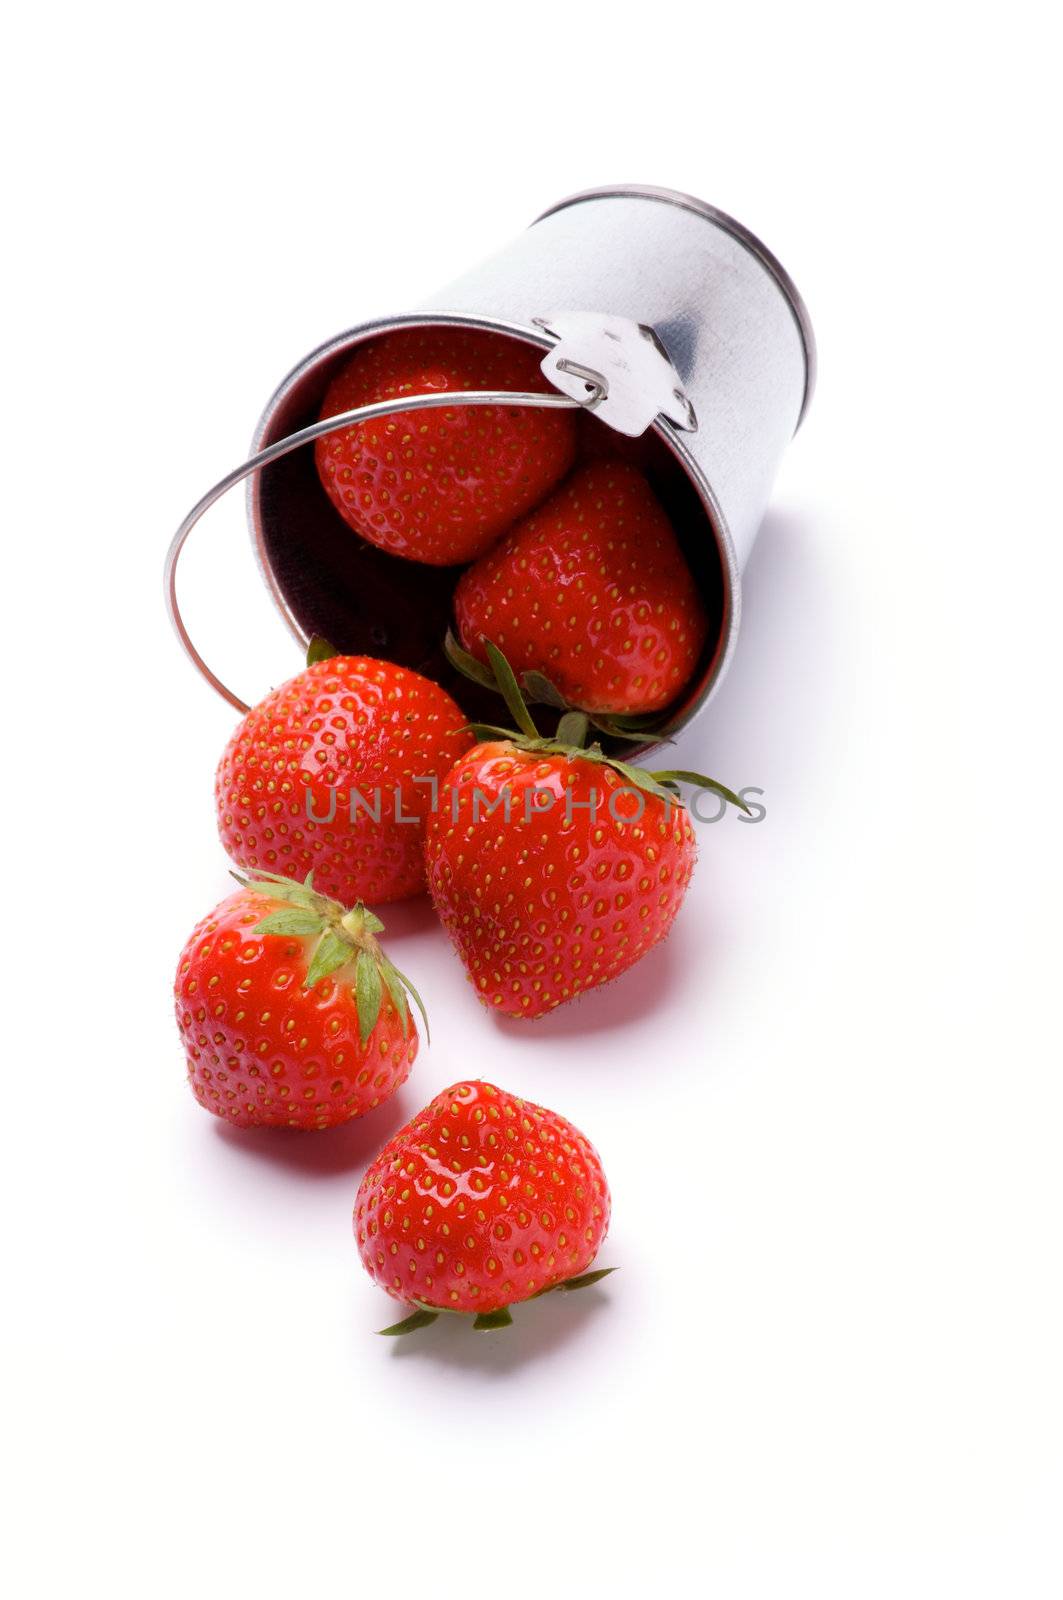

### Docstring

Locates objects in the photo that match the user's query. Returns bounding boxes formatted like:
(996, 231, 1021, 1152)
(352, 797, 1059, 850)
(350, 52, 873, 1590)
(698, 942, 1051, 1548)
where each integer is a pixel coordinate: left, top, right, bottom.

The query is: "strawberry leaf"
(449, 642, 745, 817)
(380, 960, 411, 1039)
(463, 722, 534, 742)
(473, 1307, 513, 1331)
(648, 770, 752, 814)
(519, 668, 569, 710)
(306, 636, 339, 666)
(555, 710, 590, 749)
(235, 868, 336, 913)
(304, 928, 352, 989)
(531, 1265, 617, 1299)
(378, 1307, 439, 1336)
(244, 878, 323, 911)
(554, 1267, 617, 1292)
(588, 718, 666, 745)
(251, 908, 325, 938)
(443, 628, 497, 689)
(386, 960, 430, 1045)
(239, 868, 307, 885)
(354, 950, 383, 1045)
(448, 636, 678, 756)
(481, 639, 540, 740)
(605, 759, 680, 804)
(594, 709, 664, 732)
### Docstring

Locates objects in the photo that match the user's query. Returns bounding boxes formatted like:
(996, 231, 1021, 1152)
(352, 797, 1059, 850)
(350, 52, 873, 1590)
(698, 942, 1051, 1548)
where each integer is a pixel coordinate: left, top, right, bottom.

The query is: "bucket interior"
(251, 322, 729, 744)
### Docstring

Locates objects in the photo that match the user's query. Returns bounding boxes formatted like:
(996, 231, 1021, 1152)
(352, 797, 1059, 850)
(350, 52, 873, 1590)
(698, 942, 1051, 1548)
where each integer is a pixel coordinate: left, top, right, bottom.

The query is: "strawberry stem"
(234, 868, 428, 1042)
(452, 641, 750, 814)
(375, 1267, 618, 1336)
(445, 627, 673, 745)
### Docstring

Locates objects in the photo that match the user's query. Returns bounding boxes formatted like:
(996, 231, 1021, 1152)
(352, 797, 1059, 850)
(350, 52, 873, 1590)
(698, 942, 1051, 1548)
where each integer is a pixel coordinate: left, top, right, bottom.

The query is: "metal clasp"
(534, 313, 698, 438)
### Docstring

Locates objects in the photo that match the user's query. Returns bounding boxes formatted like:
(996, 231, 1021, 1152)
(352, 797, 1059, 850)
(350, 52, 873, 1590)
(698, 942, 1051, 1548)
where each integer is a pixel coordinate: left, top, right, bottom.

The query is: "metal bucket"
(169, 185, 814, 743)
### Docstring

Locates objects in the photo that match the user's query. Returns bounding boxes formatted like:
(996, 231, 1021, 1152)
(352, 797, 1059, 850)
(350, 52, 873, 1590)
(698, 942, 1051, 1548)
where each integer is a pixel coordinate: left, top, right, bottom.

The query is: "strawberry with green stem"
(451, 459, 708, 718)
(445, 626, 664, 746)
(424, 642, 748, 1019)
(174, 870, 428, 1130)
(355, 1079, 613, 1332)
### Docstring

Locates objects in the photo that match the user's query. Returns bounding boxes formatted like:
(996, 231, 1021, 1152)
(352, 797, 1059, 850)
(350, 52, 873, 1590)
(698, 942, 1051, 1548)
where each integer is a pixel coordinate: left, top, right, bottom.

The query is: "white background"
(4, 4, 1060, 1595)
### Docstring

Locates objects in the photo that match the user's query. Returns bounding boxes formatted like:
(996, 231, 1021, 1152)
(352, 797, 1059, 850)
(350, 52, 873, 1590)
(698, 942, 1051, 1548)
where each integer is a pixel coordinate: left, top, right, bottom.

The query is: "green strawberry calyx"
(448, 636, 749, 815)
(445, 627, 665, 744)
(305, 635, 340, 666)
(377, 1267, 618, 1336)
(231, 867, 429, 1045)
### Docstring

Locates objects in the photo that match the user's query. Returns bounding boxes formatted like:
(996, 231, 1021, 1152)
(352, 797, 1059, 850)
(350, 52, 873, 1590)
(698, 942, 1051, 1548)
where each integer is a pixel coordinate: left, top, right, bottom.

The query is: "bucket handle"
(164, 387, 592, 715)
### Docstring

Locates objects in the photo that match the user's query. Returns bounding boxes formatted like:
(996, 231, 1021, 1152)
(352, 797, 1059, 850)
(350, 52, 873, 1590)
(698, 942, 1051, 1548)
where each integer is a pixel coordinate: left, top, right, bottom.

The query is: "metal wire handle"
(164, 386, 596, 714)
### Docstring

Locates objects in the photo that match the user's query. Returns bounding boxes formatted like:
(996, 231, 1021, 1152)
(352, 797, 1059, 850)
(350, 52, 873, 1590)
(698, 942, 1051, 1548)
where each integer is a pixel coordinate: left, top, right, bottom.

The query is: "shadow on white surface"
(481, 501, 840, 1043)
(379, 1279, 615, 1374)
(672, 500, 843, 787)
(672, 499, 845, 774)
(371, 894, 439, 941)
(212, 1088, 414, 1177)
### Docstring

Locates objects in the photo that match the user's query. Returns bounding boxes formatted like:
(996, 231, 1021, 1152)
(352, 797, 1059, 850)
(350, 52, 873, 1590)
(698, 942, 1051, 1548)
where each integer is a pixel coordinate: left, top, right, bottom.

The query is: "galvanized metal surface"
(230, 186, 815, 742)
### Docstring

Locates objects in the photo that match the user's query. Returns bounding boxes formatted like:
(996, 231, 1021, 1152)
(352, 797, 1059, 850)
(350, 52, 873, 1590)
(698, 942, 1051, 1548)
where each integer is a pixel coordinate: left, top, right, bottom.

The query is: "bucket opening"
(250, 319, 730, 749)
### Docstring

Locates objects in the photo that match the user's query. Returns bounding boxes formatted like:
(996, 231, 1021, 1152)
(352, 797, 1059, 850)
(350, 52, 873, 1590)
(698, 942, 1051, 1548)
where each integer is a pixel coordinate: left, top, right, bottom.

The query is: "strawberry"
(355, 1079, 613, 1331)
(423, 646, 747, 1018)
(215, 648, 473, 906)
(314, 326, 577, 566)
(452, 459, 708, 716)
(174, 872, 427, 1130)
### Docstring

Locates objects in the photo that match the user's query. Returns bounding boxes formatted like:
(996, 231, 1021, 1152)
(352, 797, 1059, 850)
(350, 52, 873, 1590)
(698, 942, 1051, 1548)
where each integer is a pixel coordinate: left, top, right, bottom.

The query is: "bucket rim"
(247, 309, 740, 747)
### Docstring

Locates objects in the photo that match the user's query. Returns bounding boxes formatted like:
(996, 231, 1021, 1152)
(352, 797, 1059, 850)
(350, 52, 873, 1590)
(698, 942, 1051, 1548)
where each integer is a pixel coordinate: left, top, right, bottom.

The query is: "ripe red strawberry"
(215, 652, 473, 906)
(315, 326, 577, 566)
(355, 1080, 612, 1331)
(453, 459, 708, 714)
(174, 873, 427, 1130)
(424, 647, 745, 1018)
(426, 740, 697, 1018)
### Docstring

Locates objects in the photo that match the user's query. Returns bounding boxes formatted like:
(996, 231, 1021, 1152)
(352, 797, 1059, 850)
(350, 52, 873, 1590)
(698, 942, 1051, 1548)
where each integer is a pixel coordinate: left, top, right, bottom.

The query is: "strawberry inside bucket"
(250, 320, 727, 750)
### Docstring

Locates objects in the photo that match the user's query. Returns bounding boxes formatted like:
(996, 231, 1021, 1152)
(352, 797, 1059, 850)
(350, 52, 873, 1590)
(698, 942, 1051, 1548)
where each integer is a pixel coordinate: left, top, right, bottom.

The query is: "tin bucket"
(167, 184, 815, 746)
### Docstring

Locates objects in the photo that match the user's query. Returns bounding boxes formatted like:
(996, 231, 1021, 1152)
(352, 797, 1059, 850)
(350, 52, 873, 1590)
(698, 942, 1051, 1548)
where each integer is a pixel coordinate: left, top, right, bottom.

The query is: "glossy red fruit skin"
(424, 741, 698, 1018)
(314, 327, 577, 566)
(355, 1080, 610, 1313)
(174, 890, 417, 1130)
(454, 459, 708, 714)
(215, 656, 472, 906)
